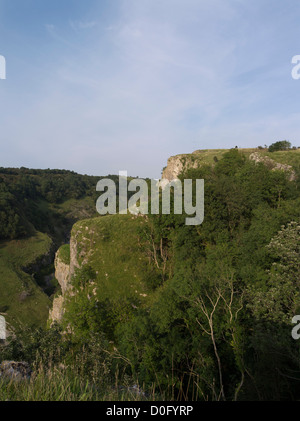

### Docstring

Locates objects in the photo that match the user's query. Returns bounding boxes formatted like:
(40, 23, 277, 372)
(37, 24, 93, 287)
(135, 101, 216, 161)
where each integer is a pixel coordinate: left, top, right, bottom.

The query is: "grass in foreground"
(0, 366, 157, 401)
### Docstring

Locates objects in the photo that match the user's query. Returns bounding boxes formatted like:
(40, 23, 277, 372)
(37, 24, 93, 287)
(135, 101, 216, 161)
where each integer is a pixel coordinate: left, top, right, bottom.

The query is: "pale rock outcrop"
(162, 155, 200, 181)
(49, 247, 72, 324)
(49, 224, 92, 324)
(49, 226, 86, 324)
(49, 295, 65, 325)
(54, 253, 70, 295)
(162, 156, 185, 180)
(249, 152, 296, 181)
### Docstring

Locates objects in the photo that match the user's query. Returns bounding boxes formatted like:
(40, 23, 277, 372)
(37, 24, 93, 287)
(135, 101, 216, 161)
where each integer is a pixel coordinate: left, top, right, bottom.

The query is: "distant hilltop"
(162, 147, 300, 181)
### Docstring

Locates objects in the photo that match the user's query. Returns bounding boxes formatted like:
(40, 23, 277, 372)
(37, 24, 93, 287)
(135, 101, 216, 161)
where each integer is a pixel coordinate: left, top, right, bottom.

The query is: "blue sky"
(0, 0, 300, 178)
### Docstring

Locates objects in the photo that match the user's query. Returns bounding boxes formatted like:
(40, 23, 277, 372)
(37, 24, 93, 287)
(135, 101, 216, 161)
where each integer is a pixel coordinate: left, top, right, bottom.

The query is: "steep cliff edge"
(162, 155, 196, 181)
(53, 247, 70, 295)
(162, 149, 237, 180)
(49, 214, 152, 324)
(49, 224, 88, 323)
(49, 245, 71, 324)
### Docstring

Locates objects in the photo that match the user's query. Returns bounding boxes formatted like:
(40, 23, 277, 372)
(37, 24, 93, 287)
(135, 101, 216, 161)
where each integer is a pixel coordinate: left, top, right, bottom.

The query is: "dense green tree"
(268, 140, 292, 152)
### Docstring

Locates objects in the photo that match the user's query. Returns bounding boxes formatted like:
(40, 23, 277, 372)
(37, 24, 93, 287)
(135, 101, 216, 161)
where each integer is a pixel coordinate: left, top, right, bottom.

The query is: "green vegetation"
(177, 149, 234, 173)
(0, 232, 53, 329)
(173, 147, 300, 174)
(0, 167, 108, 242)
(61, 149, 300, 401)
(1, 148, 300, 401)
(0, 369, 154, 401)
(70, 214, 151, 300)
(0, 169, 124, 331)
(58, 244, 70, 265)
(261, 149, 300, 171)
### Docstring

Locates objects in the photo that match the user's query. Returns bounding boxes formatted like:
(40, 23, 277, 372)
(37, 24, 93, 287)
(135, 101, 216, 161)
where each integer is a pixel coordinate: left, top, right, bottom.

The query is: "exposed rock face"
(49, 248, 72, 324)
(162, 156, 185, 180)
(162, 155, 200, 181)
(49, 295, 65, 324)
(54, 253, 70, 295)
(49, 224, 89, 324)
(249, 152, 296, 181)
(0, 361, 31, 381)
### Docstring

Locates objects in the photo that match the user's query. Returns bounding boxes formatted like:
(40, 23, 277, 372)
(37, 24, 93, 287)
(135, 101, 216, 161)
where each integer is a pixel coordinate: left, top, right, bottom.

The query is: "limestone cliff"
(48, 223, 93, 324)
(162, 154, 201, 181)
(48, 214, 151, 325)
(49, 295, 64, 324)
(49, 246, 72, 324)
(162, 149, 233, 180)
(54, 253, 70, 295)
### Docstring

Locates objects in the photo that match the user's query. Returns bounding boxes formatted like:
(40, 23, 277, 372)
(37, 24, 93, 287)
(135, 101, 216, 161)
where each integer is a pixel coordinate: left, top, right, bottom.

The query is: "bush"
(268, 140, 291, 152)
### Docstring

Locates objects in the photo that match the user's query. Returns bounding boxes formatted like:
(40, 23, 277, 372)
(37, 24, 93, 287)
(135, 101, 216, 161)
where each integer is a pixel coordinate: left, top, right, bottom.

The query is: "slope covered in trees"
(0, 168, 115, 241)
(0, 168, 121, 329)
(2, 149, 300, 400)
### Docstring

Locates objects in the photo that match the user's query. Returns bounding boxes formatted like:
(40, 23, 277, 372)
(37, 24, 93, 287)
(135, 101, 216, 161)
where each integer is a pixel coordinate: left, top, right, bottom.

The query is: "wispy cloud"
(1, 0, 300, 177)
(69, 20, 97, 31)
